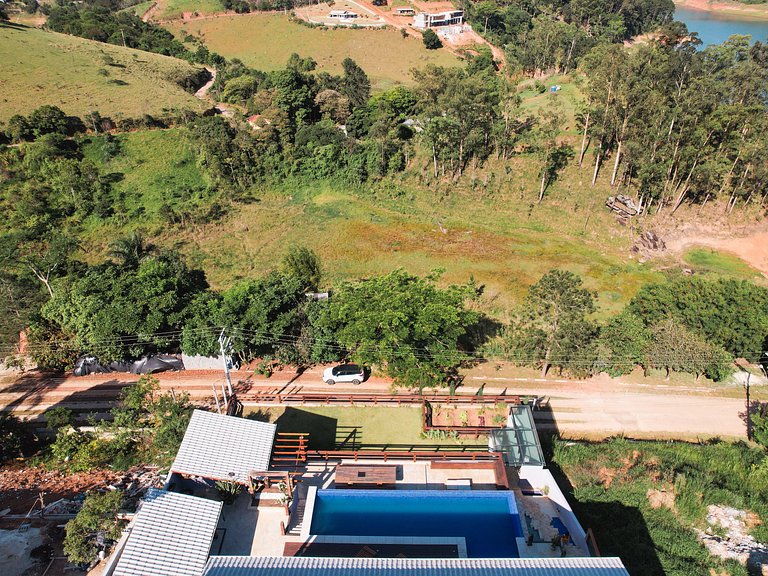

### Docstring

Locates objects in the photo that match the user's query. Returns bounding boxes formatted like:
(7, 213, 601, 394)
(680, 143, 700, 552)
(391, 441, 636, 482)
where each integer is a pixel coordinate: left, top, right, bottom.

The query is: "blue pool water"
(309, 490, 522, 558)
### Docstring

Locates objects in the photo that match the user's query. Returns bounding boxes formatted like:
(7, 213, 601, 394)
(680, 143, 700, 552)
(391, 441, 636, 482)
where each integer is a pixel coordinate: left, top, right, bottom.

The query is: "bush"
(64, 490, 125, 565)
(0, 414, 31, 463)
(422, 29, 442, 49)
(215, 480, 242, 504)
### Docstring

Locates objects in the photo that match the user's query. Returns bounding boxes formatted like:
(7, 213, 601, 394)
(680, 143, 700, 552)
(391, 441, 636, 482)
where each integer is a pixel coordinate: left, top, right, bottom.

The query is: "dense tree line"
(46, 1, 190, 57)
(580, 34, 768, 212)
(461, 0, 675, 74)
(502, 271, 768, 382)
(15, 236, 481, 388)
(11, 212, 765, 388)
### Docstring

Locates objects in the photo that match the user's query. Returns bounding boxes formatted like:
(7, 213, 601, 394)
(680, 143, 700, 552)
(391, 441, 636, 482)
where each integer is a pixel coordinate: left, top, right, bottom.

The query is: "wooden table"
(335, 464, 397, 486)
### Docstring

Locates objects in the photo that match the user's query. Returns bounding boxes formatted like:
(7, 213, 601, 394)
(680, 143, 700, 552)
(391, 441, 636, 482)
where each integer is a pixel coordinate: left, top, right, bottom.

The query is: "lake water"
(675, 6, 768, 46)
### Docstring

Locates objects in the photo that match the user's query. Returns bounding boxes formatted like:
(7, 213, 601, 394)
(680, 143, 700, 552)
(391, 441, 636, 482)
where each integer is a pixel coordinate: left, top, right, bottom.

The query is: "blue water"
(309, 490, 522, 558)
(675, 6, 768, 46)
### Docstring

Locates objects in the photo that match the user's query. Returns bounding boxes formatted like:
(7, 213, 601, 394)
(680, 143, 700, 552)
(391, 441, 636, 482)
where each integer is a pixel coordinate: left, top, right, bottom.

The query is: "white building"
(328, 10, 358, 20)
(413, 10, 464, 29)
(100, 408, 630, 576)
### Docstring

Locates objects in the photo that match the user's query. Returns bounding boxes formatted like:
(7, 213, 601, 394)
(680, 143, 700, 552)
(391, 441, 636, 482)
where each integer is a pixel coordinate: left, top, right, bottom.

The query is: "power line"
(5, 323, 765, 367)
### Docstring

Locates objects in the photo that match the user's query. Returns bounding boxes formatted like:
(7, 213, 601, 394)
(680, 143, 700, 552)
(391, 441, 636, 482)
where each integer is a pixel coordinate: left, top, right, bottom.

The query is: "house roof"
(171, 409, 277, 483)
(113, 489, 222, 576)
(203, 556, 630, 576)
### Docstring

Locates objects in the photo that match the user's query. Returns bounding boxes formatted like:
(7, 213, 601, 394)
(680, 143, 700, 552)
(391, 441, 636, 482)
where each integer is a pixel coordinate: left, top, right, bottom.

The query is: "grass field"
(155, 0, 225, 20)
(552, 437, 767, 575)
(243, 405, 481, 449)
(683, 247, 762, 280)
(518, 74, 584, 137)
(121, 0, 155, 16)
(171, 158, 666, 317)
(76, 127, 767, 319)
(0, 24, 207, 121)
(81, 129, 211, 231)
(164, 13, 462, 90)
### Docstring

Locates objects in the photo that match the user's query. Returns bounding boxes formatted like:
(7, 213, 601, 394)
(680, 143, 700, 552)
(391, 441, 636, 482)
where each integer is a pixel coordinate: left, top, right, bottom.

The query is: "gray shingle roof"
(172, 409, 277, 483)
(114, 489, 222, 576)
(203, 556, 630, 576)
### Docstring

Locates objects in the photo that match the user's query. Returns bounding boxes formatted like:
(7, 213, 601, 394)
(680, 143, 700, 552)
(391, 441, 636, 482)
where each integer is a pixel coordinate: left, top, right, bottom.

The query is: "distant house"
(328, 10, 359, 20)
(246, 114, 272, 130)
(401, 118, 423, 133)
(413, 10, 464, 28)
(394, 6, 415, 15)
(372, 0, 387, 5)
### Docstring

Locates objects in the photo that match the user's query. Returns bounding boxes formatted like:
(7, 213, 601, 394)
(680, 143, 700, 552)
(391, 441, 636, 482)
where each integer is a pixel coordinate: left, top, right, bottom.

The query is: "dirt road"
(0, 366, 749, 440)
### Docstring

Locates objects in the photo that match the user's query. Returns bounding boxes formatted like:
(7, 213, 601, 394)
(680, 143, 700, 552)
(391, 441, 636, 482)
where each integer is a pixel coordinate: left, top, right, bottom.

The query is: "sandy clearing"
(674, 0, 768, 19)
(664, 225, 768, 277)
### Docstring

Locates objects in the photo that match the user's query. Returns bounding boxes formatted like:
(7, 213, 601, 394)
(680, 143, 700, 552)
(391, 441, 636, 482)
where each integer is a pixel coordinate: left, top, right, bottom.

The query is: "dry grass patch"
(163, 13, 462, 90)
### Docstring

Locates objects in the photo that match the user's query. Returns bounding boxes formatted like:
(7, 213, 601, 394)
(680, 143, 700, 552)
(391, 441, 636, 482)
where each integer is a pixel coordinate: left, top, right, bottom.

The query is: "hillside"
(164, 13, 462, 90)
(0, 24, 208, 121)
(77, 128, 764, 320)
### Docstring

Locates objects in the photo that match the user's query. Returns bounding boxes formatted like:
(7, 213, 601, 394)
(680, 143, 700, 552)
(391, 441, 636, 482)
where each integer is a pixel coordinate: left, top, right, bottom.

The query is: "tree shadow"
(245, 408, 271, 423)
(462, 312, 504, 352)
(538, 405, 666, 575)
(0, 21, 30, 30)
(274, 407, 338, 450)
(0, 371, 132, 426)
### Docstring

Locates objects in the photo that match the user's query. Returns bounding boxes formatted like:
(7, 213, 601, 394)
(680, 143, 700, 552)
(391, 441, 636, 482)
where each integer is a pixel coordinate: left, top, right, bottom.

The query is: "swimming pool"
(308, 489, 523, 558)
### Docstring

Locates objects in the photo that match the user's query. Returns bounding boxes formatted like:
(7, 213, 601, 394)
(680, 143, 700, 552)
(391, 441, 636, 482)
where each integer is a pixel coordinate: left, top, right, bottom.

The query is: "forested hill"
(461, 0, 676, 73)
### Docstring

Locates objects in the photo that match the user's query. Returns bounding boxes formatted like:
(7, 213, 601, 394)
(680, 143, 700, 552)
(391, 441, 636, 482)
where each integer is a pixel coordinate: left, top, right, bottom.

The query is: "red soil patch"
(0, 465, 121, 515)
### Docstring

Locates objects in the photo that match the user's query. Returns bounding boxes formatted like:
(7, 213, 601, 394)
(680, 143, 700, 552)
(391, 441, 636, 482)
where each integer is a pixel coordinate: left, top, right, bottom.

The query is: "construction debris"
(606, 194, 643, 217)
(630, 231, 666, 259)
(695, 505, 768, 575)
(109, 467, 166, 503)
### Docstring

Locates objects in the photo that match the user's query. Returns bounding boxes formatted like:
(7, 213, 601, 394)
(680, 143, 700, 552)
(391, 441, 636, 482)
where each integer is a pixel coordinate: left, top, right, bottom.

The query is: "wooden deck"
(335, 464, 398, 486)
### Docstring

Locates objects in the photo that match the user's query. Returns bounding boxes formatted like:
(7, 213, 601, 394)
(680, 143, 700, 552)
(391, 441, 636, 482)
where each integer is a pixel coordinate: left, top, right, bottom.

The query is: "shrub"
(0, 414, 30, 463)
(422, 29, 442, 49)
(64, 490, 125, 565)
(215, 481, 242, 504)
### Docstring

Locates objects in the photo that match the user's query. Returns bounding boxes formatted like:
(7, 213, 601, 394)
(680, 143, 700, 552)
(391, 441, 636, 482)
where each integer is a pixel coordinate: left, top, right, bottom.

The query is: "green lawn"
(244, 405, 481, 449)
(0, 25, 207, 121)
(163, 13, 462, 90)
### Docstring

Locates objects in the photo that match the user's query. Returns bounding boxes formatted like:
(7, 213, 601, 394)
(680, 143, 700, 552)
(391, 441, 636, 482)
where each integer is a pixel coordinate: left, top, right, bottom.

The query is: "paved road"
(0, 366, 747, 440)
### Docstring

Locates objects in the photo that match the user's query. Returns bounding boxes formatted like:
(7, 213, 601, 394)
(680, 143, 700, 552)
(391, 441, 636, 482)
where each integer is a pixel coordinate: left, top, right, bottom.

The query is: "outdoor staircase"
(286, 488, 308, 536)
(286, 498, 307, 536)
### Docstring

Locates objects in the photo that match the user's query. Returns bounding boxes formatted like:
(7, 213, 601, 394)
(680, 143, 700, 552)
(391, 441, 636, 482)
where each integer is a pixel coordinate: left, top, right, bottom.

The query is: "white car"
(323, 364, 364, 385)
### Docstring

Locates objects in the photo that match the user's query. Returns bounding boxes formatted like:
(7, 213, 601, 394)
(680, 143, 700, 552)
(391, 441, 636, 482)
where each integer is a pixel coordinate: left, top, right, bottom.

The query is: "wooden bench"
(335, 464, 397, 486)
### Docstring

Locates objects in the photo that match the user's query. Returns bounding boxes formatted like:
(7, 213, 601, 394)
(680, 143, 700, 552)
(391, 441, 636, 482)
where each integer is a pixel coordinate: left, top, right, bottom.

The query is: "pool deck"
(206, 460, 589, 560)
(300, 459, 500, 490)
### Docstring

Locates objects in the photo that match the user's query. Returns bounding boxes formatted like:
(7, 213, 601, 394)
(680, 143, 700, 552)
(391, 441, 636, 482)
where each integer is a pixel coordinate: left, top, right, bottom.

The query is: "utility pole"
(746, 371, 752, 441)
(219, 329, 234, 396)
